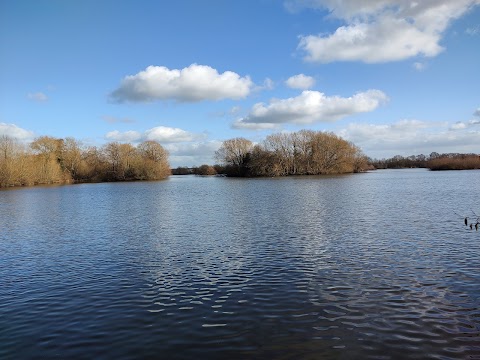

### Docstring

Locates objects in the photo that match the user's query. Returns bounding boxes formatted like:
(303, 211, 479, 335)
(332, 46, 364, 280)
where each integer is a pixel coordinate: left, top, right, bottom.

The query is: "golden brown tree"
(136, 140, 170, 180)
(30, 136, 66, 184)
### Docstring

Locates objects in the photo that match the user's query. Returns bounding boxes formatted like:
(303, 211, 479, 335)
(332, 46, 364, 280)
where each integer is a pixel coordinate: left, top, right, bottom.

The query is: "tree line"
(214, 130, 369, 177)
(369, 152, 480, 170)
(0, 135, 170, 188)
(171, 165, 219, 176)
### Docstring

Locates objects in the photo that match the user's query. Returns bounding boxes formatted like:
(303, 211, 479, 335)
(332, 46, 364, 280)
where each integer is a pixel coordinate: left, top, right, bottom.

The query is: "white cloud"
(166, 141, 223, 167)
(285, 74, 316, 89)
(450, 122, 467, 130)
(231, 120, 279, 130)
(294, 0, 480, 63)
(338, 119, 480, 158)
(144, 126, 203, 143)
(103, 127, 220, 166)
(27, 92, 48, 102)
(102, 115, 135, 124)
(110, 64, 254, 103)
(0, 123, 35, 140)
(413, 62, 427, 71)
(252, 78, 275, 92)
(234, 89, 387, 129)
(105, 130, 142, 142)
(474, 108, 480, 117)
(299, 16, 443, 63)
(105, 126, 204, 144)
(450, 119, 480, 130)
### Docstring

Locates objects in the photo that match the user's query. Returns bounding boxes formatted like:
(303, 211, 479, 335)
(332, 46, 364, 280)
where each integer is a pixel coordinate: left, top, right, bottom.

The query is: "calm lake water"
(1, 169, 479, 359)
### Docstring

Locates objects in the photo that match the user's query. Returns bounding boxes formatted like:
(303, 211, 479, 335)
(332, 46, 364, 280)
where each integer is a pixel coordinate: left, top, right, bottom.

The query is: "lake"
(1, 169, 479, 359)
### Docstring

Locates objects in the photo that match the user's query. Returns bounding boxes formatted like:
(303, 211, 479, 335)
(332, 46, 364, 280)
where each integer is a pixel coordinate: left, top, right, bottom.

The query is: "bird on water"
(455, 211, 479, 230)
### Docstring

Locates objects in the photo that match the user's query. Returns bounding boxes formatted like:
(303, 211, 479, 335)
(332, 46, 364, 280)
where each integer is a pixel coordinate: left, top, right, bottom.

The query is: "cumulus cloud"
(105, 126, 204, 144)
(110, 64, 254, 103)
(338, 119, 480, 158)
(166, 141, 223, 167)
(144, 126, 203, 143)
(285, 74, 316, 89)
(103, 126, 218, 166)
(474, 108, 480, 117)
(27, 92, 48, 102)
(294, 0, 480, 63)
(0, 123, 35, 140)
(234, 89, 387, 129)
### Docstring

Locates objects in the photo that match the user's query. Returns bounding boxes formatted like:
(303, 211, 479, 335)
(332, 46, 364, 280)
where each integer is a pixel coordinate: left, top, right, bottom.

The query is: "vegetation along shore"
(2, 131, 479, 189)
(0, 135, 170, 188)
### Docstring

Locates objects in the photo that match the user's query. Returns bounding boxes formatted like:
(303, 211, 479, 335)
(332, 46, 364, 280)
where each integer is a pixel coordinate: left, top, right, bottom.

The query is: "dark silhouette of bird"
(454, 211, 479, 230)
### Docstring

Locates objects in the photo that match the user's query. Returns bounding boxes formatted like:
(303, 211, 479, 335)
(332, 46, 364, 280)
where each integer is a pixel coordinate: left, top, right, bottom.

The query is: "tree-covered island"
(214, 130, 369, 177)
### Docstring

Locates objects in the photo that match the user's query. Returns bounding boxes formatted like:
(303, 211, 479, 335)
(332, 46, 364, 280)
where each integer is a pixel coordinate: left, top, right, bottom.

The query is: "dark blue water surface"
(1, 169, 479, 359)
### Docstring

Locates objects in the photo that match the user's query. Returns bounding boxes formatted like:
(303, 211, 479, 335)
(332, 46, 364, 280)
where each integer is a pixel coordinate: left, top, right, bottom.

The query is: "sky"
(1, 0, 479, 167)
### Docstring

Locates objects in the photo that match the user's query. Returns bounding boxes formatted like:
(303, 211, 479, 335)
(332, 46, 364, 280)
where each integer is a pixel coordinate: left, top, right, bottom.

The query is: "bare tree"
(215, 137, 253, 176)
(61, 137, 83, 180)
(103, 142, 137, 180)
(226, 130, 368, 177)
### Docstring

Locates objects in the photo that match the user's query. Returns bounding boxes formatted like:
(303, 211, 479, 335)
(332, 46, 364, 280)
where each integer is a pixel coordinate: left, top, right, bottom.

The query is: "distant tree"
(78, 146, 107, 182)
(213, 164, 226, 174)
(248, 144, 276, 176)
(226, 130, 369, 177)
(60, 137, 83, 180)
(429, 152, 440, 160)
(0, 135, 172, 188)
(215, 137, 253, 176)
(30, 136, 65, 184)
(172, 167, 192, 175)
(102, 142, 138, 180)
(263, 133, 296, 176)
(136, 140, 170, 180)
(0, 135, 15, 161)
(0, 135, 28, 186)
(308, 132, 349, 174)
(195, 164, 217, 176)
(427, 154, 480, 170)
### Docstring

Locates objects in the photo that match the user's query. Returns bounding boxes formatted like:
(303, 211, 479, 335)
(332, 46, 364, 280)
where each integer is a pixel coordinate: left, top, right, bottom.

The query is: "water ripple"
(1, 171, 480, 359)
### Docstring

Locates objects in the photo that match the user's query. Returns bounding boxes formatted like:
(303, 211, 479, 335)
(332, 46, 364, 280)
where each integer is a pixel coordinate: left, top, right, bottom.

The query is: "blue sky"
(1, 0, 479, 166)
